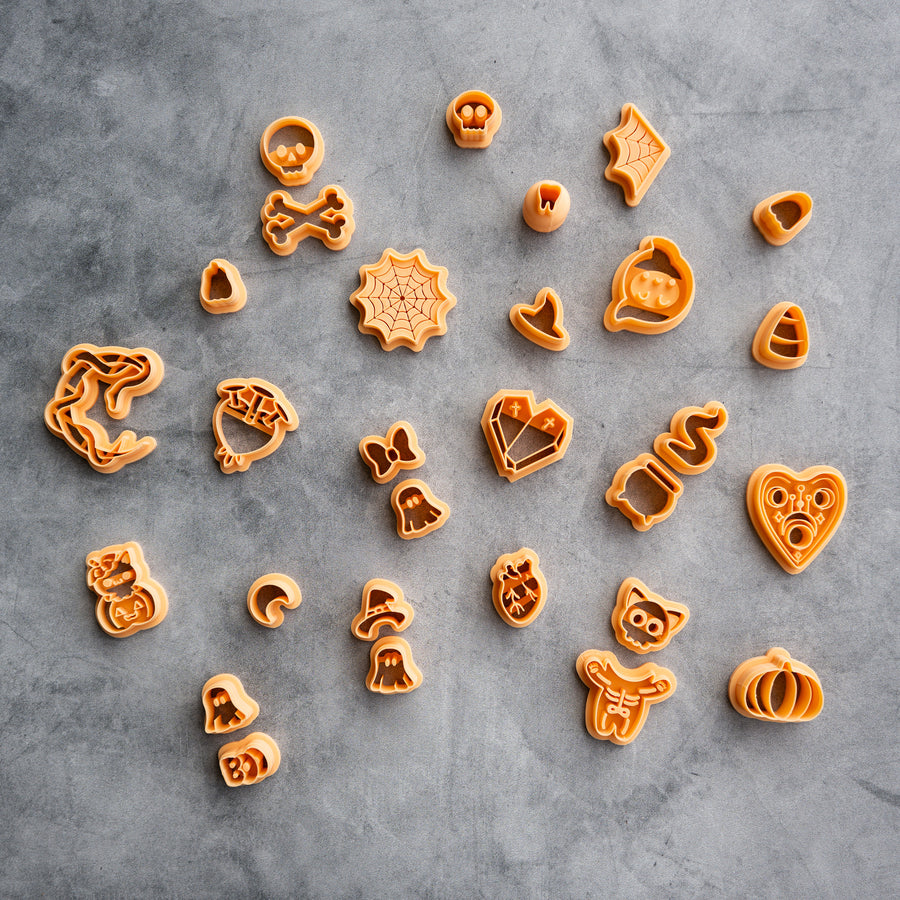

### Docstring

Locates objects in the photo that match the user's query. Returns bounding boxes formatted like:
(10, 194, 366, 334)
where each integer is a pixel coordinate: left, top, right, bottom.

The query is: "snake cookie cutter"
(522, 180, 570, 233)
(490, 548, 548, 628)
(259, 116, 324, 186)
(747, 464, 847, 574)
(390, 478, 450, 539)
(446, 90, 502, 148)
(653, 402, 729, 475)
(611, 577, 689, 654)
(247, 574, 302, 628)
(199, 259, 246, 314)
(481, 390, 574, 482)
(202, 674, 260, 734)
(218, 732, 281, 786)
(212, 378, 298, 474)
(606, 453, 684, 532)
(752, 191, 812, 246)
(260, 185, 355, 255)
(359, 420, 425, 484)
(752, 302, 809, 369)
(604, 236, 694, 334)
(576, 650, 676, 745)
(729, 648, 823, 722)
(509, 287, 570, 351)
(603, 103, 670, 207)
(86, 542, 168, 638)
(44, 343, 164, 474)
(366, 636, 423, 694)
(351, 579, 414, 640)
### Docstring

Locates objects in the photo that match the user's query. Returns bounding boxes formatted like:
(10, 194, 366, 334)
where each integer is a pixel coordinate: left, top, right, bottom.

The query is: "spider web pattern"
(616, 113, 665, 181)
(605, 105, 670, 205)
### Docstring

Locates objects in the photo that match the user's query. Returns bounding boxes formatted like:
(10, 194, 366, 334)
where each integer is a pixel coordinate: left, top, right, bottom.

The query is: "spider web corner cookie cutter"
(260, 185, 355, 255)
(603, 103, 670, 207)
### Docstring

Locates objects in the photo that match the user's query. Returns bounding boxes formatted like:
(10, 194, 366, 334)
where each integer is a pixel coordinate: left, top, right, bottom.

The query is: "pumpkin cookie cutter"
(729, 648, 823, 722)
(359, 420, 425, 484)
(653, 401, 729, 475)
(86, 541, 167, 638)
(351, 579, 414, 640)
(260, 185, 355, 255)
(446, 90, 502, 148)
(247, 574, 302, 628)
(44, 343, 164, 474)
(611, 577, 689, 654)
(202, 674, 260, 734)
(218, 731, 281, 786)
(522, 180, 570, 233)
(366, 636, 423, 694)
(603, 103, 670, 207)
(199, 259, 246, 314)
(490, 548, 548, 628)
(509, 287, 570, 351)
(390, 478, 450, 539)
(752, 191, 812, 246)
(259, 116, 324, 186)
(752, 302, 809, 369)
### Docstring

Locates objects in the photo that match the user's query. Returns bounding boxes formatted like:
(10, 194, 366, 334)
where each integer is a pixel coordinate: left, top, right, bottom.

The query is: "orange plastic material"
(86, 542, 168, 638)
(747, 464, 847, 574)
(604, 236, 694, 334)
(202, 674, 260, 734)
(606, 453, 684, 532)
(611, 577, 689, 654)
(490, 548, 548, 628)
(366, 636, 423, 694)
(446, 90, 502, 148)
(481, 390, 574, 482)
(259, 116, 324, 186)
(218, 732, 281, 787)
(212, 377, 298, 474)
(522, 181, 570, 233)
(653, 402, 729, 475)
(247, 574, 302, 628)
(390, 478, 450, 539)
(509, 287, 570, 351)
(576, 650, 676, 745)
(752, 302, 809, 369)
(729, 648, 823, 722)
(199, 259, 246, 314)
(260, 185, 355, 255)
(603, 103, 670, 207)
(44, 343, 164, 474)
(752, 191, 813, 246)
(351, 578, 414, 640)
(350, 248, 457, 352)
(359, 421, 425, 484)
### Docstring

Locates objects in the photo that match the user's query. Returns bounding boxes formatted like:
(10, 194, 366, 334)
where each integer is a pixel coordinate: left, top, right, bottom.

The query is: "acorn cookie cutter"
(359, 420, 425, 484)
(390, 478, 450, 539)
(446, 90, 502, 148)
(259, 116, 324, 186)
(752, 191, 812, 246)
(490, 547, 548, 628)
(603, 103, 670, 207)
(611, 577, 689, 654)
(218, 731, 281, 786)
(247, 573, 302, 628)
(522, 180, 570, 233)
(366, 636, 423, 694)
(202, 674, 260, 734)
(260, 185, 355, 255)
(729, 648, 823, 722)
(509, 287, 570, 351)
(199, 259, 246, 314)
(351, 579, 414, 640)
(752, 302, 809, 370)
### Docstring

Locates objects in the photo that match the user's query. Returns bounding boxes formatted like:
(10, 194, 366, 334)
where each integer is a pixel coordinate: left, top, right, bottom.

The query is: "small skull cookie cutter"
(351, 578, 414, 640)
(490, 548, 548, 628)
(611, 577, 689, 654)
(390, 478, 450, 539)
(199, 259, 247, 314)
(728, 647, 823, 722)
(218, 731, 281, 786)
(202, 674, 260, 734)
(260, 185, 355, 255)
(509, 287, 570, 352)
(445, 90, 502, 148)
(752, 191, 813, 246)
(247, 574, 302, 628)
(366, 636, 423, 694)
(259, 116, 324, 186)
(603, 103, 670, 207)
(752, 302, 809, 370)
(359, 420, 425, 484)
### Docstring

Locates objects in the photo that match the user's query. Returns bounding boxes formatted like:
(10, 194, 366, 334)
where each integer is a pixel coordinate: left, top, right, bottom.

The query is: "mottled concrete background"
(1, 1, 897, 897)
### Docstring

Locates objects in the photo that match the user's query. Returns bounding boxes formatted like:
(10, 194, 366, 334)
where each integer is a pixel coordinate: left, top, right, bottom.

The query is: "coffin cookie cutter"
(366, 636, 423, 694)
(359, 420, 425, 484)
(259, 116, 324, 186)
(752, 191, 812, 246)
(603, 103, 670, 207)
(202, 674, 260, 734)
(611, 577, 689, 654)
(522, 180, 570, 233)
(247, 573, 302, 628)
(260, 185, 355, 255)
(729, 648, 823, 722)
(653, 401, 729, 475)
(752, 302, 809, 369)
(390, 478, 450, 539)
(509, 287, 570, 351)
(199, 259, 247, 314)
(218, 732, 281, 786)
(446, 90, 502, 148)
(490, 547, 548, 628)
(351, 579, 414, 640)
(606, 452, 684, 532)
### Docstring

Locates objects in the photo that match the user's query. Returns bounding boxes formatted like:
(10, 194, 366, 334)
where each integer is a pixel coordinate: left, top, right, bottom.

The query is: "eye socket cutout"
(812, 487, 835, 509)
(275, 144, 288, 160)
(459, 104, 474, 120)
(644, 617, 663, 635)
(766, 485, 788, 507)
(628, 609, 647, 627)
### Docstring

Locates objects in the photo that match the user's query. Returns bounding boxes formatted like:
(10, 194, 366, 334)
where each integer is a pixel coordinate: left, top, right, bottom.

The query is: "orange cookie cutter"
(259, 116, 324, 186)
(446, 90, 502, 148)
(247, 574, 302, 628)
(606, 452, 684, 532)
(351, 579, 414, 640)
(522, 180, 570, 233)
(350, 248, 456, 352)
(218, 731, 281, 786)
(260, 185, 355, 255)
(603, 103, 670, 207)
(359, 420, 425, 484)
(752, 302, 809, 369)
(747, 463, 847, 574)
(199, 259, 246, 314)
(366, 636, 423, 694)
(490, 548, 548, 628)
(481, 390, 574, 482)
(576, 650, 676, 745)
(86, 541, 168, 638)
(653, 401, 729, 475)
(604, 236, 694, 334)
(509, 287, 570, 351)
(202, 674, 260, 734)
(729, 647, 823, 722)
(212, 377, 298, 474)
(611, 577, 689, 654)
(752, 191, 812, 246)
(44, 343, 164, 474)
(390, 478, 450, 539)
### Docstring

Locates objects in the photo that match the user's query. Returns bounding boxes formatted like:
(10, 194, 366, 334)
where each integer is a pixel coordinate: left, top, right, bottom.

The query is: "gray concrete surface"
(1, 1, 898, 897)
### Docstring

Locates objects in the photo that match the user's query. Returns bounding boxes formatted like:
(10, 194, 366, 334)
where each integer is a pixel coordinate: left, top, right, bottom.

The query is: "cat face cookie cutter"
(611, 577, 689, 654)
(490, 548, 548, 628)
(218, 732, 281, 786)
(202, 674, 260, 734)
(259, 116, 324, 186)
(247, 574, 302, 628)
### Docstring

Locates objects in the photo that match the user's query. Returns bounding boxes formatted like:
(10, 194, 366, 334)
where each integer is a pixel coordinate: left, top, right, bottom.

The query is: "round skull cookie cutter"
(259, 116, 324, 186)
(445, 90, 502, 148)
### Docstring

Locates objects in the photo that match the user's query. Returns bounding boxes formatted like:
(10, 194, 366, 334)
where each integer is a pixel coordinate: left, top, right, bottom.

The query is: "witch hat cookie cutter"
(199, 259, 247, 314)
(611, 577, 689, 654)
(218, 732, 281, 786)
(260, 185, 355, 255)
(509, 288, 570, 351)
(446, 90, 502, 148)
(752, 191, 812, 246)
(603, 103, 670, 207)
(390, 478, 450, 539)
(366, 636, 423, 694)
(247, 574, 302, 628)
(359, 420, 425, 484)
(202, 674, 260, 734)
(351, 579, 414, 640)
(259, 116, 324, 186)
(728, 647, 823, 722)
(490, 548, 548, 628)
(522, 180, 570, 233)
(752, 302, 809, 369)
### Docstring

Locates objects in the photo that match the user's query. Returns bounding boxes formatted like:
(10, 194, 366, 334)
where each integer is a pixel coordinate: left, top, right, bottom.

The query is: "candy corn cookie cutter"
(260, 185, 355, 255)
(390, 478, 450, 539)
(729, 648, 823, 722)
(490, 547, 548, 628)
(260, 116, 324, 186)
(522, 180, 570, 233)
(366, 636, 423, 694)
(202, 674, 260, 734)
(359, 420, 425, 484)
(509, 287, 570, 351)
(351, 579, 414, 640)
(611, 577, 689, 654)
(446, 90, 502, 148)
(199, 259, 246, 314)
(752, 302, 809, 369)
(218, 731, 281, 786)
(247, 574, 302, 628)
(603, 103, 670, 207)
(752, 191, 812, 246)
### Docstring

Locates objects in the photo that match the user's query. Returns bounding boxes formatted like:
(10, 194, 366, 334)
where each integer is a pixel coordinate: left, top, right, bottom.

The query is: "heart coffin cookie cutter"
(218, 732, 281, 786)
(509, 287, 570, 351)
(359, 420, 425, 484)
(611, 577, 689, 654)
(202, 674, 260, 734)
(247, 573, 302, 628)
(729, 647, 823, 722)
(490, 547, 548, 628)
(260, 185, 355, 255)
(752, 302, 809, 369)
(351, 579, 414, 640)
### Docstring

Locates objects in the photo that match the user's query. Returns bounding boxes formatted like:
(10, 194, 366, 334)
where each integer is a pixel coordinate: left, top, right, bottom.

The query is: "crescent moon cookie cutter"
(247, 574, 302, 628)
(509, 287, 570, 351)
(603, 103, 670, 207)
(359, 420, 425, 484)
(752, 191, 812, 246)
(201, 674, 260, 734)
(728, 648, 823, 722)
(259, 115, 324, 186)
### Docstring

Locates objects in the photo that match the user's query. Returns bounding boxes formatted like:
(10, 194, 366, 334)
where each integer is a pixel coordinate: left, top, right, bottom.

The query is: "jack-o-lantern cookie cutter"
(247, 574, 302, 628)
(390, 478, 450, 539)
(752, 191, 812, 246)
(86, 542, 168, 638)
(260, 185, 355, 255)
(611, 577, 689, 654)
(359, 420, 425, 484)
(199, 259, 246, 314)
(446, 90, 502, 148)
(509, 288, 570, 351)
(218, 731, 281, 786)
(366, 636, 423, 694)
(752, 302, 809, 369)
(259, 116, 324, 186)
(351, 579, 414, 640)
(603, 103, 670, 207)
(522, 181, 570, 233)
(490, 548, 548, 628)
(653, 401, 729, 475)
(728, 648, 823, 722)
(44, 343, 164, 474)
(202, 674, 260, 734)
(212, 377, 299, 474)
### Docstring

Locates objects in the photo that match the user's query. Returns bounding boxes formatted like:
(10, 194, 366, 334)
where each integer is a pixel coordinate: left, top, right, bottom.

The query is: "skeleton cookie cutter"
(366, 636, 423, 694)
(202, 674, 260, 734)
(603, 103, 670, 207)
(259, 115, 324, 186)
(611, 577, 689, 654)
(218, 732, 281, 786)
(247, 574, 302, 628)
(445, 90, 502, 148)
(752, 191, 812, 246)
(490, 548, 548, 628)
(260, 185, 355, 255)
(351, 579, 414, 640)
(509, 287, 570, 351)
(729, 647, 823, 722)
(199, 259, 246, 314)
(359, 420, 425, 484)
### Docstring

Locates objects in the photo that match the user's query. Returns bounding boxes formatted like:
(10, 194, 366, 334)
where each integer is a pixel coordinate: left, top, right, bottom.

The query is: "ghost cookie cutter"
(202, 674, 260, 734)
(218, 732, 281, 786)
(522, 180, 570, 233)
(752, 302, 809, 370)
(247, 573, 302, 628)
(351, 579, 414, 640)
(199, 259, 247, 314)
(729, 647, 823, 722)
(446, 90, 502, 148)
(259, 115, 324, 186)
(260, 185, 355, 255)
(752, 191, 812, 246)
(390, 478, 450, 539)
(509, 287, 570, 351)
(490, 547, 548, 628)
(366, 636, 423, 694)
(603, 103, 670, 207)
(611, 577, 689, 654)
(359, 420, 425, 484)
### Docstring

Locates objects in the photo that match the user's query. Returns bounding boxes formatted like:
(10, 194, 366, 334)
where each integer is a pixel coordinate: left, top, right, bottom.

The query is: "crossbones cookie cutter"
(260, 185, 355, 255)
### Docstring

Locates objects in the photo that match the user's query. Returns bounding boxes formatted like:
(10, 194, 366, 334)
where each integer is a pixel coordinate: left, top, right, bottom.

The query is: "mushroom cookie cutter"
(202, 674, 260, 734)
(199, 259, 246, 314)
(752, 302, 809, 370)
(481, 390, 574, 482)
(390, 478, 450, 539)
(490, 547, 548, 628)
(752, 191, 812, 246)
(212, 377, 298, 474)
(44, 343, 164, 474)
(729, 648, 823, 722)
(260, 185, 355, 255)
(611, 577, 689, 654)
(86, 542, 168, 638)
(746, 464, 847, 574)
(652, 401, 729, 476)
(604, 236, 694, 334)
(509, 287, 570, 351)
(359, 420, 425, 484)
(522, 180, 570, 233)
(351, 578, 414, 640)
(259, 115, 324, 186)
(218, 732, 281, 786)
(603, 103, 670, 207)
(366, 636, 423, 694)
(576, 650, 676, 745)
(445, 90, 502, 148)
(247, 574, 302, 628)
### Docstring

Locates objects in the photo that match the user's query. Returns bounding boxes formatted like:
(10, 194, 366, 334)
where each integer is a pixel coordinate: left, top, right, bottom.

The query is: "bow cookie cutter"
(752, 302, 809, 369)
(247, 574, 302, 628)
(218, 732, 281, 786)
(729, 648, 823, 722)
(260, 185, 355, 255)
(390, 478, 450, 539)
(509, 288, 570, 351)
(611, 577, 689, 654)
(202, 674, 260, 734)
(199, 259, 246, 314)
(366, 637, 423, 694)
(490, 548, 548, 628)
(259, 116, 324, 186)
(359, 420, 425, 484)
(522, 180, 570, 233)
(752, 191, 812, 246)
(603, 103, 670, 207)
(446, 90, 502, 148)
(351, 579, 414, 640)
